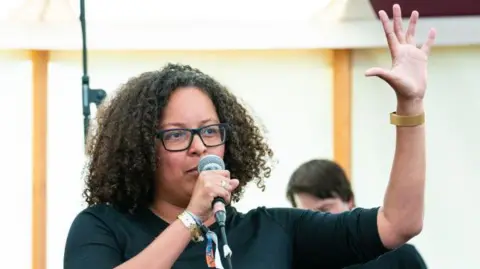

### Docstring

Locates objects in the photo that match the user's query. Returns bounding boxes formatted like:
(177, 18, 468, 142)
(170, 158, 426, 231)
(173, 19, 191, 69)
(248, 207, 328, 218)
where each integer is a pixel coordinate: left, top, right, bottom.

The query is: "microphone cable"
(220, 225, 233, 269)
(213, 198, 233, 269)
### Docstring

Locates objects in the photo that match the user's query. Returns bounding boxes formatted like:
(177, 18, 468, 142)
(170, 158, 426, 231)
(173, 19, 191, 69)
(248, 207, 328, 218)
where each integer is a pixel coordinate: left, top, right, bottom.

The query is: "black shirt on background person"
(347, 244, 427, 269)
(286, 159, 428, 269)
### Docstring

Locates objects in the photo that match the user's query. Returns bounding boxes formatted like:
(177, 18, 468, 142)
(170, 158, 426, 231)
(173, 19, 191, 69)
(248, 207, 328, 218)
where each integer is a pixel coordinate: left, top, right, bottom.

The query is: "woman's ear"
(348, 199, 355, 210)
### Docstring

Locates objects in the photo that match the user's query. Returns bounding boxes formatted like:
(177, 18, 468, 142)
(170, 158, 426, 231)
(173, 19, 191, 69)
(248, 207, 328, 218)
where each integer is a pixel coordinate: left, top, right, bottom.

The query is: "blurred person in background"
(287, 159, 428, 269)
(64, 4, 435, 269)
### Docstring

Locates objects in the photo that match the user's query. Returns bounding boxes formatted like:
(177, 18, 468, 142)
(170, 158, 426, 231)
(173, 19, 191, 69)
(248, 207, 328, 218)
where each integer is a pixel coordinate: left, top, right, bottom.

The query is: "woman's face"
(155, 87, 225, 207)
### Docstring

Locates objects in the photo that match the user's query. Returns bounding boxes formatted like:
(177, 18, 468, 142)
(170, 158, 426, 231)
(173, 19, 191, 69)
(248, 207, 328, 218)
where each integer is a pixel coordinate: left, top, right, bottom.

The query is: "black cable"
(220, 226, 233, 269)
(215, 210, 233, 269)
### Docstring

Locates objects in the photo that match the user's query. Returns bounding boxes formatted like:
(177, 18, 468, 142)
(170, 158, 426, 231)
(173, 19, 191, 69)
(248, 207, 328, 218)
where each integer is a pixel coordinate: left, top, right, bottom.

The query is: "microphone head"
(198, 154, 225, 172)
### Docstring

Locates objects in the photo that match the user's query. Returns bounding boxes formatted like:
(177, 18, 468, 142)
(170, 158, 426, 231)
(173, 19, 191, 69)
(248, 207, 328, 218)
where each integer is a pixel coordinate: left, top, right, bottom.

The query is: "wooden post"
(32, 50, 49, 269)
(332, 49, 352, 180)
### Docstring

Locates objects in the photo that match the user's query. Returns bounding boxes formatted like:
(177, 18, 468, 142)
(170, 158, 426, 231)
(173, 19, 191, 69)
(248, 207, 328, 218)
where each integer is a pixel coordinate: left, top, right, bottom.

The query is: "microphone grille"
(198, 155, 225, 172)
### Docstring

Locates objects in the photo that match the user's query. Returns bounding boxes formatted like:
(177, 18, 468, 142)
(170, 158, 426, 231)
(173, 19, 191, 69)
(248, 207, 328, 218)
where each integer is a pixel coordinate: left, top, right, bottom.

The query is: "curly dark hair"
(83, 63, 274, 212)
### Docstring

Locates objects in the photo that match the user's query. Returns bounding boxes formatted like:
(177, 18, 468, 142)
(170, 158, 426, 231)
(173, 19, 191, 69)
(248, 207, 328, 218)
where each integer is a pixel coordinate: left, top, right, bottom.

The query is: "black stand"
(80, 0, 106, 145)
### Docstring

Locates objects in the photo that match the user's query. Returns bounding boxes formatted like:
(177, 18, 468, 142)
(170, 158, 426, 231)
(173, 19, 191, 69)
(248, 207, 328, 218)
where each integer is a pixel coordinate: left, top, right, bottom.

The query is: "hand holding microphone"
(186, 155, 239, 223)
(187, 155, 236, 268)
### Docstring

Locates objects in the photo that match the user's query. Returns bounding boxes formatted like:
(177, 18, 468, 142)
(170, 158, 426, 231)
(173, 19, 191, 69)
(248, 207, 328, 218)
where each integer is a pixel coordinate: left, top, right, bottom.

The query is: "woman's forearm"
(115, 220, 191, 269)
(379, 98, 426, 248)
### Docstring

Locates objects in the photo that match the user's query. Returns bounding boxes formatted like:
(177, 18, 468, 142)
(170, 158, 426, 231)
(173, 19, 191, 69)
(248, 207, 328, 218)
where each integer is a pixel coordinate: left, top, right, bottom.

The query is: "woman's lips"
(186, 167, 198, 174)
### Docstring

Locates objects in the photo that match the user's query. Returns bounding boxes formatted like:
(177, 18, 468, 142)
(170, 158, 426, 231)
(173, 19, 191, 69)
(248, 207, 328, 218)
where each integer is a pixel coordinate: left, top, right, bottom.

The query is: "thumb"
(229, 179, 240, 191)
(365, 67, 394, 82)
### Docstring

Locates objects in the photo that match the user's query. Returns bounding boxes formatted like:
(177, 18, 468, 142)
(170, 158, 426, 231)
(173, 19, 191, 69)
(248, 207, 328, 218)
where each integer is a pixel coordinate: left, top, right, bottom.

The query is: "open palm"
(365, 4, 436, 100)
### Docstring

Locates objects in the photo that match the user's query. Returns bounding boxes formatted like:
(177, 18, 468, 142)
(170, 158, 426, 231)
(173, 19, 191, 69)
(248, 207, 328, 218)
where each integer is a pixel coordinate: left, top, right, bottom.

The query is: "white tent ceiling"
(0, 0, 478, 50)
(1, 0, 335, 23)
(74, 0, 333, 23)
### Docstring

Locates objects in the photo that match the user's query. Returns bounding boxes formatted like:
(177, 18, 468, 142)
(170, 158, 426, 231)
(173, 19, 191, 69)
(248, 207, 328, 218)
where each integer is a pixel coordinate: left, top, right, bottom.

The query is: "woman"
(64, 4, 436, 269)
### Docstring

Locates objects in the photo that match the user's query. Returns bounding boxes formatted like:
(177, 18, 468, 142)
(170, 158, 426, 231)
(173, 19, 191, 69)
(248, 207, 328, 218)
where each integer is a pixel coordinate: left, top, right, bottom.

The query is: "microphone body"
(198, 155, 227, 226)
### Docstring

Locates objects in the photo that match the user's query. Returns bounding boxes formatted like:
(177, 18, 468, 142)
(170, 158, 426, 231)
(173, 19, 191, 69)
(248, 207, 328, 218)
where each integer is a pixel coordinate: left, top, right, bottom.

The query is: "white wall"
(352, 47, 480, 269)
(0, 50, 32, 268)
(46, 50, 333, 269)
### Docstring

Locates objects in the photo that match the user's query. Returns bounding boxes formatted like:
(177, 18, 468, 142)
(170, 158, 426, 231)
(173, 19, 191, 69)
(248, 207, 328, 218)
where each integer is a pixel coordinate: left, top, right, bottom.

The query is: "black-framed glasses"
(156, 123, 229, 152)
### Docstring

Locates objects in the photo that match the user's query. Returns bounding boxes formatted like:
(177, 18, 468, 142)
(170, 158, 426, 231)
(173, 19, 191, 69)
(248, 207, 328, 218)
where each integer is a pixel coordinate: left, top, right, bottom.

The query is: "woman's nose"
(188, 134, 207, 155)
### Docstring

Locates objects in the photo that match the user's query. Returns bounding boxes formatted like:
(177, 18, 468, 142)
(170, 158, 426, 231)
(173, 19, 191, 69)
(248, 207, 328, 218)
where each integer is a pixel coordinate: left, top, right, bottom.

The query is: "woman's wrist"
(185, 205, 210, 223)
(177, 211, 204, 242)
(396, 97, 424, 116)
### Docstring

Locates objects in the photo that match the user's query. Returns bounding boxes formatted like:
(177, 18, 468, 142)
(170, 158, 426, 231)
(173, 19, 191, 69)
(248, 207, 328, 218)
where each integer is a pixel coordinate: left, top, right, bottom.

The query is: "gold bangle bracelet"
(390, 112, 425, 127)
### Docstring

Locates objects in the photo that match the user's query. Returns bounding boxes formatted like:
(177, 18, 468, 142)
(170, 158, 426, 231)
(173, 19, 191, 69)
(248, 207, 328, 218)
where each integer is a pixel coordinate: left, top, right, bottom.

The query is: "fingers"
(201, 170, 230, 178)
(421, 28, 436, 55)
(219, 178, 239, 193)
(200, 171, 237, 203)
(229, 179, 240, 191)
(209, 185, 231, 202)
(215, 179, 240, 204)
(406, 10, 419, 45)
(380, 5, 432, 58)
(365, 67, 388, 77)
(392, 4, 405, 43)
(364, 67, 396, 85)
(204, 178, 230, 199)
(378, 10, 398, 56)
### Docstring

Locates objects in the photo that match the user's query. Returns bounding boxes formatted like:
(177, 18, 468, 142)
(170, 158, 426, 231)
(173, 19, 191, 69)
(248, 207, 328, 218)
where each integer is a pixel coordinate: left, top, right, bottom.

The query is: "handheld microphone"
(198, 155, 233, 268)
(197, 155, 227, 226)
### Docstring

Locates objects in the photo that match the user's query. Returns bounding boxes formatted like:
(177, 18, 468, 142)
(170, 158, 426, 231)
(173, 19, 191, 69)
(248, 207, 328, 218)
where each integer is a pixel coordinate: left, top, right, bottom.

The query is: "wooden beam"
(332, 49, 352, 180)
(32, 50, 49, 269)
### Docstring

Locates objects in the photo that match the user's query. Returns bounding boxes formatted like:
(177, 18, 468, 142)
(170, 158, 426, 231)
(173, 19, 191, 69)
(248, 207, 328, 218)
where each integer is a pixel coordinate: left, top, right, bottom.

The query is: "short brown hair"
(286, 159, 354, 207)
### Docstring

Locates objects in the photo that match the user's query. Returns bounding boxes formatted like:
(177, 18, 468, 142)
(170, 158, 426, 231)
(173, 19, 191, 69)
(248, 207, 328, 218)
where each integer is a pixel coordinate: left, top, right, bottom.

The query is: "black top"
(345, 244, 427, 269)
(64, 204, 389, 269)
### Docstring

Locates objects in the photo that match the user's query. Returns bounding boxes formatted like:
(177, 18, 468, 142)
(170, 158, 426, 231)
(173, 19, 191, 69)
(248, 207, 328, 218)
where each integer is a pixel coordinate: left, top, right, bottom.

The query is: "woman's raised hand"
(365, 4, 436, 103)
